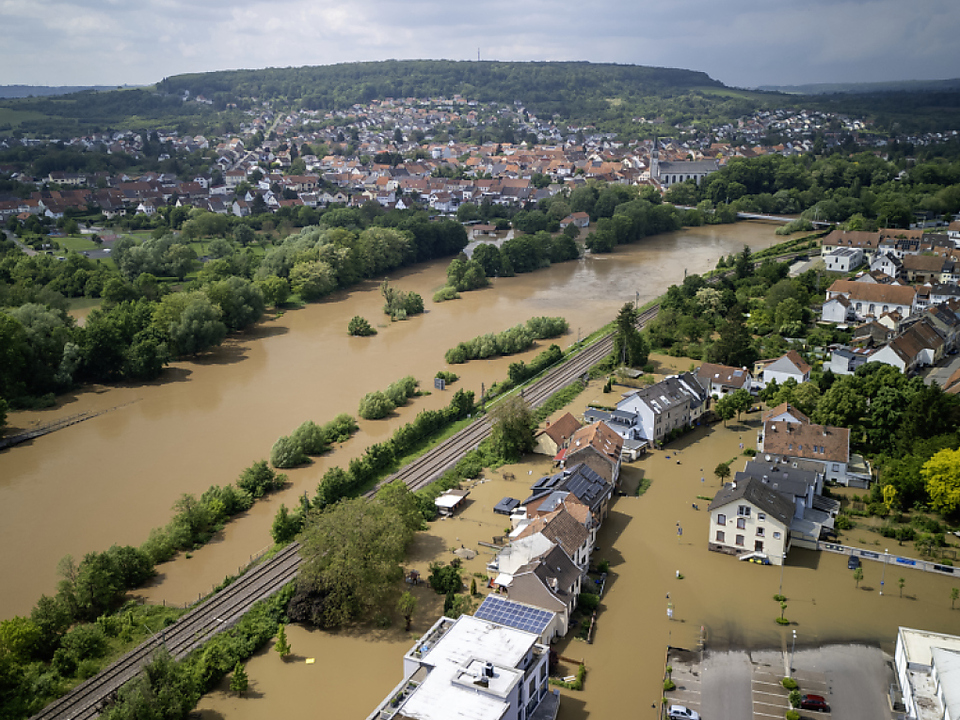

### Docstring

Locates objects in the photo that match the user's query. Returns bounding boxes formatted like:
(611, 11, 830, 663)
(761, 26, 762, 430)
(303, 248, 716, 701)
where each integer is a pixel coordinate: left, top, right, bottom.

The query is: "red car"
(800, 694, 829, 712)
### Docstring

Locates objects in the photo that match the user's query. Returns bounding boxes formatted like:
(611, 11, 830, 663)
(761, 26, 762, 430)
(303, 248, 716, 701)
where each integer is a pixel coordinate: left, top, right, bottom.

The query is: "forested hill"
(156, 60, 724, 115)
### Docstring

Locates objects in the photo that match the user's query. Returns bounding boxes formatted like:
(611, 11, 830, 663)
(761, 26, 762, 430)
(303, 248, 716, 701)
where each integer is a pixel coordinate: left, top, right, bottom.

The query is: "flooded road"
(1, 222, 783, 618)
(196, 358, 960, 720)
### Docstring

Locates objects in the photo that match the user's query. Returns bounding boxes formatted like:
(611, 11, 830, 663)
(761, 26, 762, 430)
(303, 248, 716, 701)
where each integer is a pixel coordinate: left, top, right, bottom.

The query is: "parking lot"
(666, 644, 895, 720)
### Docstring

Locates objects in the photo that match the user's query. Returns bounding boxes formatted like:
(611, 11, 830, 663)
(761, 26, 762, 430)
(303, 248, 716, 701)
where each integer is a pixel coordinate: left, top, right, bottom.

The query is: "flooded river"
(0, 222, 783, 618)
(6, 221, 959, 719)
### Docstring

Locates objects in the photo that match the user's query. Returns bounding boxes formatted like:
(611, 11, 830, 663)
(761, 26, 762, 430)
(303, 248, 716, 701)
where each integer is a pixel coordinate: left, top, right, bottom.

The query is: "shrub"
(435, 370, 459, 384)
(432, 286, 460, 302)
(347, 315, 377, 336)
(664, 679, 676, 691)
(270, 436, 308, 469)
(291, 421, 328, 455)
(428, 562, 462, 595)
(596, 559, 610, 573)
(785, 711, 801, 720)
(788, 689, 801, 707)
(384, 376, 420, 406)
(578, 593, 600, 612)
(358, 390, 396, 420)
(781, 677, 798, 690)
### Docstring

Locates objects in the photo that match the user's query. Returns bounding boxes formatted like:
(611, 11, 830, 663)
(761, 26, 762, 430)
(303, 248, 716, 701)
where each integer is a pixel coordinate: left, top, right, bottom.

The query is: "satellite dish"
(764, 455, 771, 461)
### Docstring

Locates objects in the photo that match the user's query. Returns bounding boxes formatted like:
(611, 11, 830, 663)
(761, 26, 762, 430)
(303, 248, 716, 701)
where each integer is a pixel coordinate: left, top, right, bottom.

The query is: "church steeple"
(651, 136, 660, 181)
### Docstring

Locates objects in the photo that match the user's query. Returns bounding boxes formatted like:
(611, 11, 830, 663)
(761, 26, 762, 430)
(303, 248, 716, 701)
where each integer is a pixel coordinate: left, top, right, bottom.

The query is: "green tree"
(490, 395, 535, 461)
(715, 461, 732, 484)
(348, 315, 377, 336)
(951, 587, 959, 610)
(229, 661, 249, 696)
(612, 303, 649, 367)
(714, 396, 735, 427)
(728, 388, 753, 421)
(271, 504, 301, 544)
(274, 624, 291, 658)
(204, 276, 265, 331)
(898, 577, 906, 598)
(853, 567, 863, 588)
(921, 448, 960, 515)
(293, 496, 414, 628)
(397, 591, 418, 631)
(256, 275, 291, 307)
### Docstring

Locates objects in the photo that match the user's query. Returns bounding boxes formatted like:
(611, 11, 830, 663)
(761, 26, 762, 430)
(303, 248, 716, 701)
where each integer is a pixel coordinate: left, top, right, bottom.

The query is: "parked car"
(847, 555, 861, 570)
(800, 694, 829, 712)
(667, 705, 701, 720)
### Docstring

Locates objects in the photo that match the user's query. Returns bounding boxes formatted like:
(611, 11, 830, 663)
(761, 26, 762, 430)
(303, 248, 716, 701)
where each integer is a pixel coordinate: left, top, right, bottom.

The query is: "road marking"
(753, 691, 787, 700)
(754, 712, 788, 720)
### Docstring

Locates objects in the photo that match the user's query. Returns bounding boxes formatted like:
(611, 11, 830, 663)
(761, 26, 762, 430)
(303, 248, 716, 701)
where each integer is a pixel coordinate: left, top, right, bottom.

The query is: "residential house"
(823, 247, 864, 273)
(559, 212, 590, 229)
(507, 544, 582, 638)
(819, 229, 882, 261)
(869, 318, 946, 374)
(894, 627, 960, 720)
(737, 459, 839, 544)
(589, 373, 707, 445)
(823, 279, 917, 323)
(707, 476, 793, 563)
(820, 294, 854, 324)
(365, 614, 555, 720)
(756, 403, 868, 487)
(533, 412, 581, 458)
(695, 363, 753, 397)
(513, 507, 591, 570)
(755, 350, 811, 388)
(826, 346, 875, 375)
(563, 421, 623, 487)
(902, 254, 949, 284)
(522, 463, 613, 524)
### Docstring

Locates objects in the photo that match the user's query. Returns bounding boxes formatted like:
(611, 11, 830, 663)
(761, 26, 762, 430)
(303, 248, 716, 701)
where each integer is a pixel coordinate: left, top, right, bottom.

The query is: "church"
(650, 138, 719, 188)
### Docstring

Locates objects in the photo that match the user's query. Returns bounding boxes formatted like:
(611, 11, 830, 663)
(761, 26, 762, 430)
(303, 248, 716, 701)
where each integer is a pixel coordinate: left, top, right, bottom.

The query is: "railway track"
(370, 304, 660, 495)
(30, 543, 302, 720)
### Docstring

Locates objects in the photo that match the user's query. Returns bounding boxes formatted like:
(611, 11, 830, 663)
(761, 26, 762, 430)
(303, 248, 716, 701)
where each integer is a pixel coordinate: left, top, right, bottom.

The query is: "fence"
(819, 542, 956, 577)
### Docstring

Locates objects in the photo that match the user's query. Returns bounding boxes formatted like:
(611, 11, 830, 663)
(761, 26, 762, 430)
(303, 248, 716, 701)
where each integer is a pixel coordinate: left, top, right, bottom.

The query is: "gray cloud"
(2, 0, 958, 88)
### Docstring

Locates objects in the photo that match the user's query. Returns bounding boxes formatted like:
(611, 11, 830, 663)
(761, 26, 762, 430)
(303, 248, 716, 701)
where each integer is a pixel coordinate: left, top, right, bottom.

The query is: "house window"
(758, 513, 766, 522)
(757, 527, 765, 537)
(832, 464, 839, 471)
(736, 535, 745, 547)
(716, 530, 725, 543)
(755, 540, 764, 552)
(717, 513, 726, 525)
(774, 531, 781, 539)
(737, 518, 746, 530)
(737, 506, 751, 517)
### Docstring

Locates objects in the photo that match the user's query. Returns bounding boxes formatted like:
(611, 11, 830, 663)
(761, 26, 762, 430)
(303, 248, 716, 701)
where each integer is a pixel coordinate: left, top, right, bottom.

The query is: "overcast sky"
(3, 0, 958, 89)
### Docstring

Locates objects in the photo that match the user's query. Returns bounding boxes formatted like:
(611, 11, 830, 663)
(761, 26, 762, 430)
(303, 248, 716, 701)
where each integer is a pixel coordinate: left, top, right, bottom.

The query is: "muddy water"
(0, 223, 782, 618)
(196, 357, 960, 720)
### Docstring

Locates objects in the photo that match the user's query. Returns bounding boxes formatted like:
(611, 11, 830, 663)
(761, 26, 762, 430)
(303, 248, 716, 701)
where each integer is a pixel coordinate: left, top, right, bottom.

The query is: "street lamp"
(880, 549, 888, 595)
(791, 630, 797, 676)
(778, 551, 786, 596)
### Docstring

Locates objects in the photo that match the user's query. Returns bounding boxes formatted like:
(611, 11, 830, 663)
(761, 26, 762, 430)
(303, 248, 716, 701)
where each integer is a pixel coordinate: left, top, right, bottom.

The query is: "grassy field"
(57, 235, 100, 253)
(0, 107, 50, 133)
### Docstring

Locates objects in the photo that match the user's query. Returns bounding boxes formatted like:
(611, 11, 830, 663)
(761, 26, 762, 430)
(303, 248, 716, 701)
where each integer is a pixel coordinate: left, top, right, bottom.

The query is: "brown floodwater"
(195, 364, 960, 720)
(0, 223, 786, 619)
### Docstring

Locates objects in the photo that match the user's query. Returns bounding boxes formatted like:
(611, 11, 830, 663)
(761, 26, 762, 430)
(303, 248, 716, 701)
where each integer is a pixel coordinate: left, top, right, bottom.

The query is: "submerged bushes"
(444, 317, 568, 364)
(270, 415, 359, 468)
(358, 376, 420, 420)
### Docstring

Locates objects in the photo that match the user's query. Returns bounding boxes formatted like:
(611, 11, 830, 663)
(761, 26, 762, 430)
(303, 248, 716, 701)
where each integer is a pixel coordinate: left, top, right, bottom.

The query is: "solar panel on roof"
(474, 595, 554, 636)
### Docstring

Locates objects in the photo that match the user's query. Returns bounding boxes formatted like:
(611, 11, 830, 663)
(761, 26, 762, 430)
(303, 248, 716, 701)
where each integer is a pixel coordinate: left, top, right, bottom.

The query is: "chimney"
(484, 662, 495, 678)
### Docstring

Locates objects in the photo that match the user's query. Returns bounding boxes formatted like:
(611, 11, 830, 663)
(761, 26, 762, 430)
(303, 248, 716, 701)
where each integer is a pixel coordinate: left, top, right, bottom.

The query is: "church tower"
(650, 136, 660, 183)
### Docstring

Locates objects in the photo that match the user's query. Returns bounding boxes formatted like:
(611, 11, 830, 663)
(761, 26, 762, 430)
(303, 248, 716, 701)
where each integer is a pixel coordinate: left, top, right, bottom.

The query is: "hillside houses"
(822, 279, 918, 323)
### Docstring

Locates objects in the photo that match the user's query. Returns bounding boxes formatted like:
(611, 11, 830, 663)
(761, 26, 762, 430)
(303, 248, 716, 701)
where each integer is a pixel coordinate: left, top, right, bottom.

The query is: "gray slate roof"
(707, 476, 794, 526)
